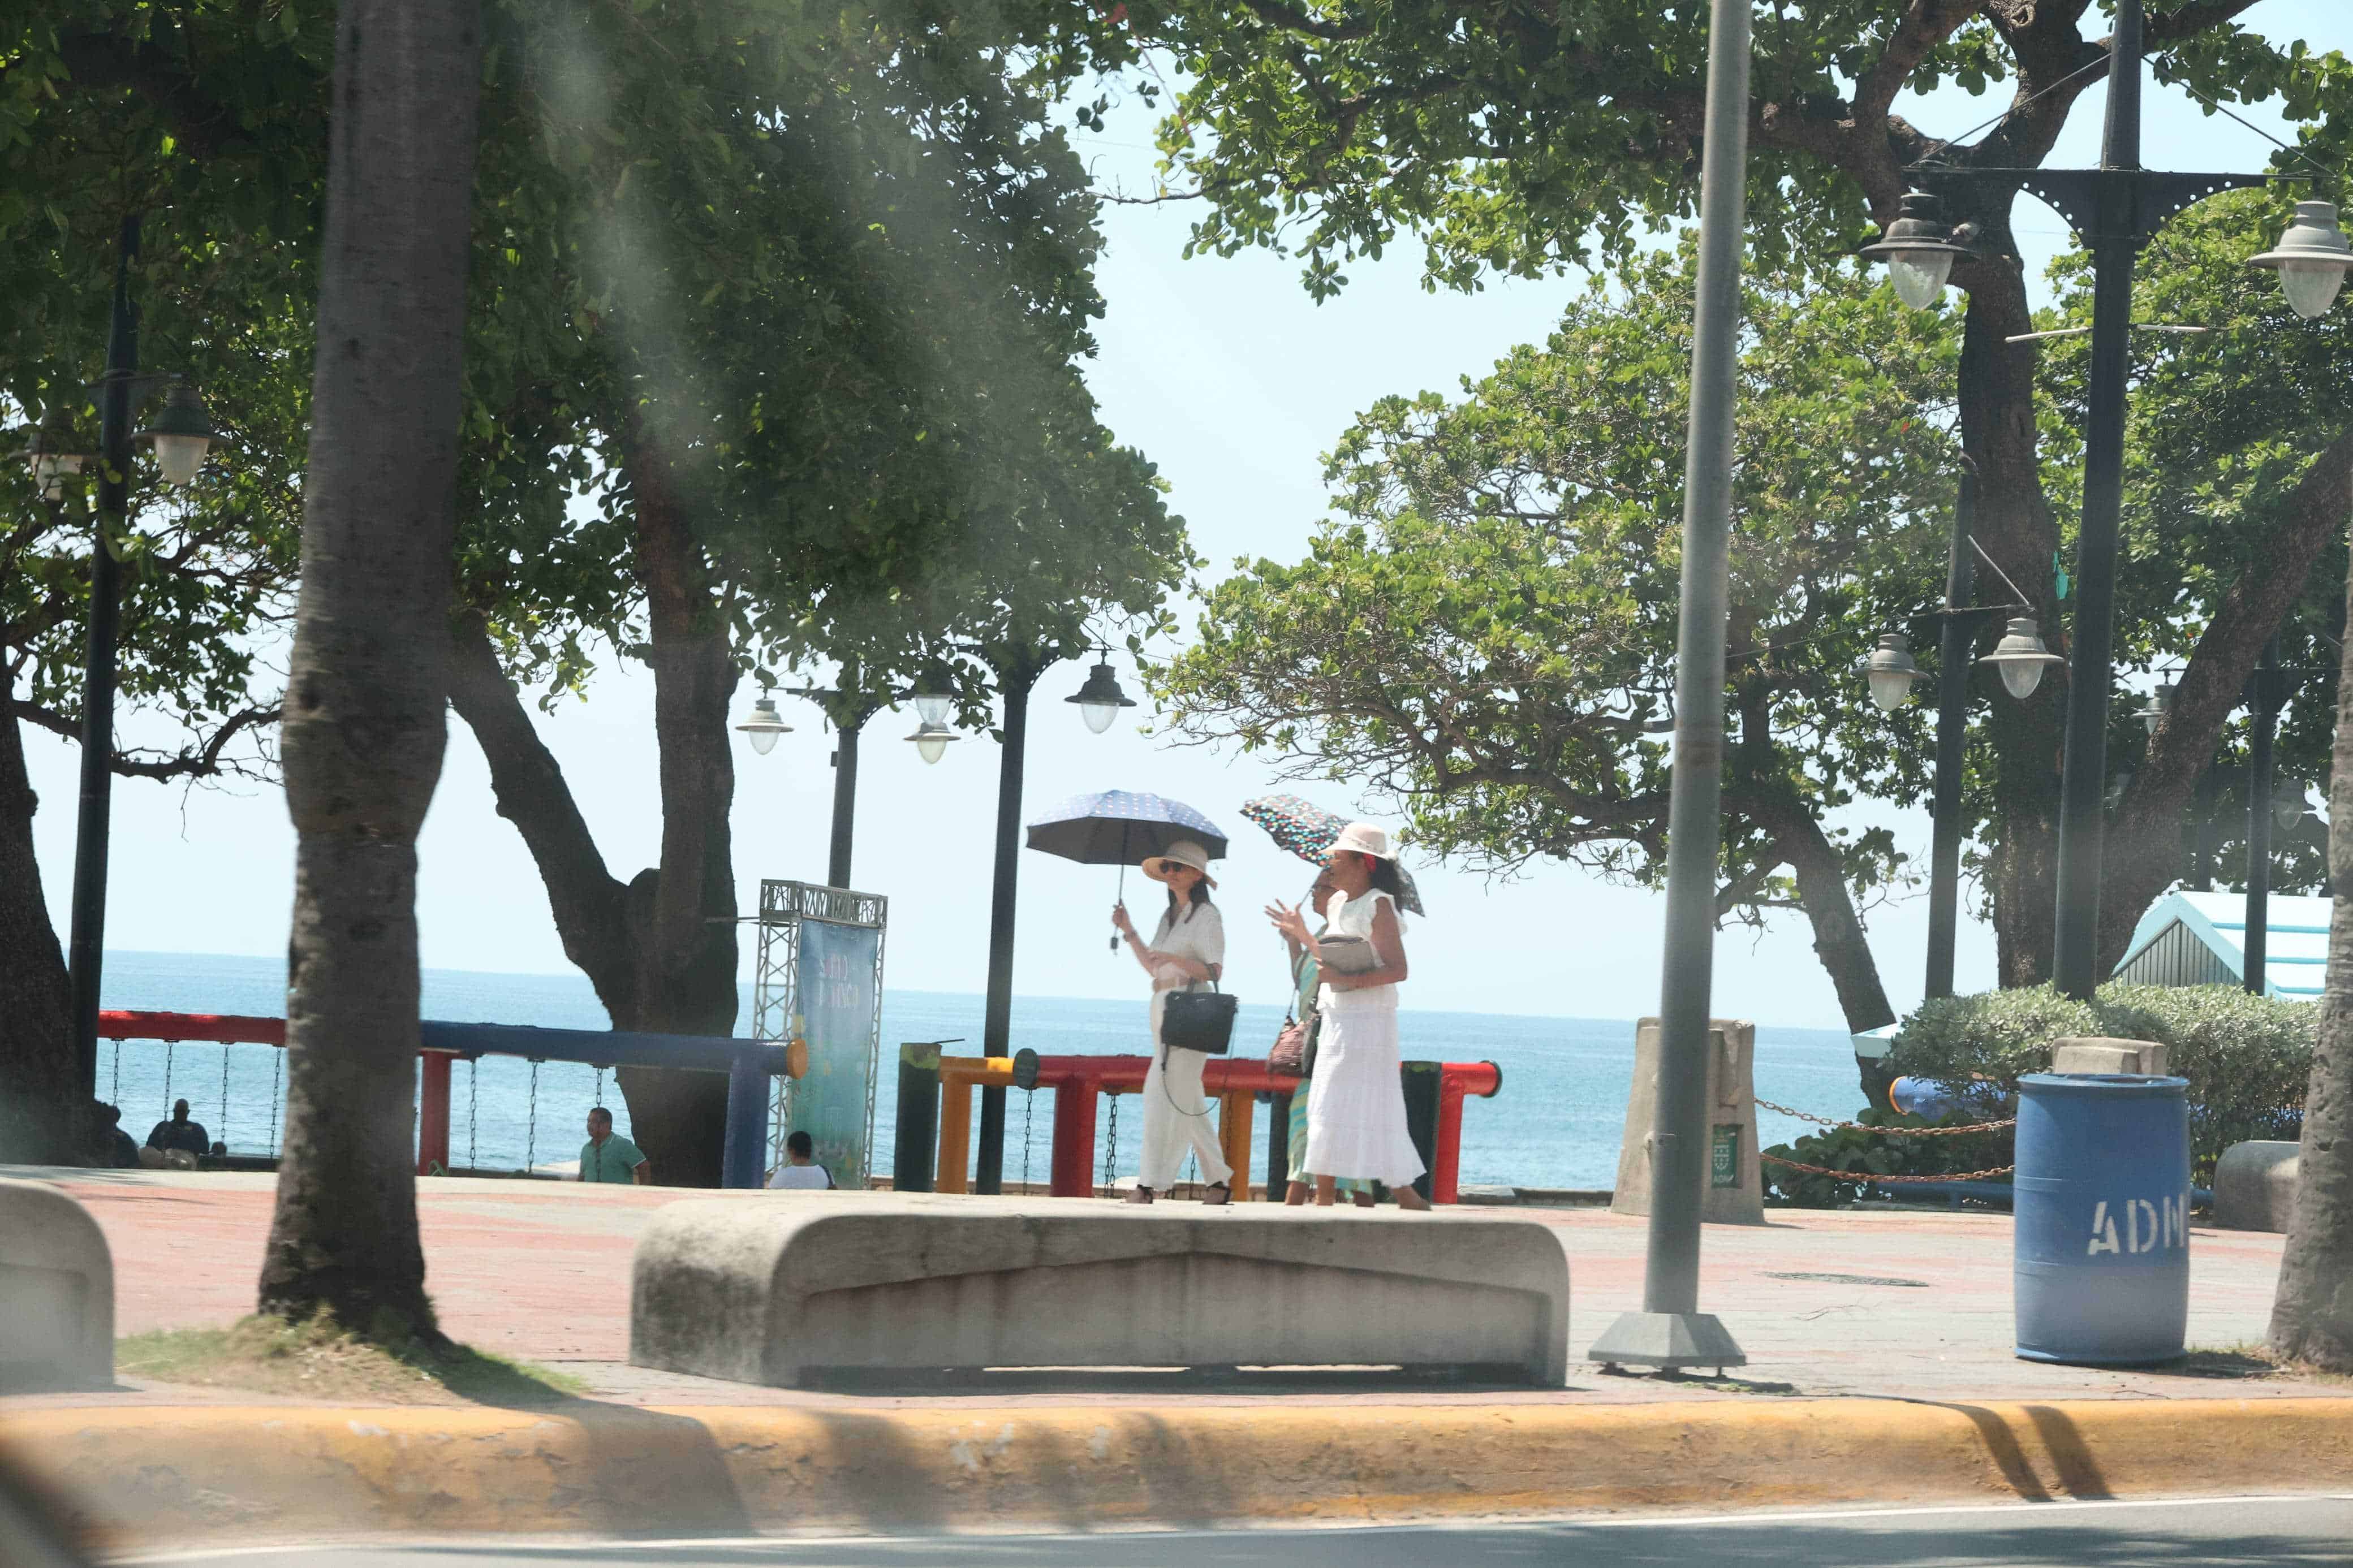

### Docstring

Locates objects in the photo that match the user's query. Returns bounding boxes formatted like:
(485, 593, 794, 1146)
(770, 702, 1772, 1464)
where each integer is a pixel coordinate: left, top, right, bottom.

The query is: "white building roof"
(2115, 889, 2332, 1000)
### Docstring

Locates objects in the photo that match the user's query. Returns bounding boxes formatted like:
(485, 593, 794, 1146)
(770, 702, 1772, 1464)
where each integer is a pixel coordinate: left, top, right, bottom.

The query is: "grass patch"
(117, 1312, 587, 1406)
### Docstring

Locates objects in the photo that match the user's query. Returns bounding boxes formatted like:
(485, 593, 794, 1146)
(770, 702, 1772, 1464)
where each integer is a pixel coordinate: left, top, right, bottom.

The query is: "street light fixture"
(732, 696, 792, 755)
(906, 718, 956, 765)
(1065, 648, 1137, 735)
(1859, 190, 1976, 311)
(133, 382, 223, 487)
(2274, 777, 2311, 834)
(2249, 201, 2353, 321)
(1979, 617, 2065, 701)
(2137, 677, 2174, 736)
(1863, 631, 1928, 713)
(17, 408, 92, 501)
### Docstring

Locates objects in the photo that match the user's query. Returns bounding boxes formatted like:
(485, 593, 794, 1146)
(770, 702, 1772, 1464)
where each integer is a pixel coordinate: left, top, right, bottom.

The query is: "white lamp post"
(133, 383, 223, 487)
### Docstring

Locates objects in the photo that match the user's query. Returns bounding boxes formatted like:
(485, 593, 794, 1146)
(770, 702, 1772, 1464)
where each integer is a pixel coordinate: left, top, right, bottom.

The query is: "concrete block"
(630, 1193, 1571, 1387)
(2214, 1141, 2300, 1233)
(2051, 1037, 2170, 1078)
(0, 1178, 113, 1389)
(1611, 1018, 1764, 1225)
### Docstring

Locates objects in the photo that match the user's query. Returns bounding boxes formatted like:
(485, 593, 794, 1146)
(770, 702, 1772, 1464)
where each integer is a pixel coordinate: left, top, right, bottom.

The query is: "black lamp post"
(970, 645, 1135, 1194)
(23, 214, 225, 1098)
(1863, 0, 2353, 1000)
(736, 670, 956, 891)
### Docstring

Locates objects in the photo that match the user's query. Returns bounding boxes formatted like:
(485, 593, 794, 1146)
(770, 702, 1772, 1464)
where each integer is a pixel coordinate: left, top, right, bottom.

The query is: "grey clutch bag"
(1317, 935, 1380, 975)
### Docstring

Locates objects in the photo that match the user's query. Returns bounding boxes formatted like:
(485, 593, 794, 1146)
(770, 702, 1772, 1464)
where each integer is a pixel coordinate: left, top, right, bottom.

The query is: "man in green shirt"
(579, 1107, 650, 1185)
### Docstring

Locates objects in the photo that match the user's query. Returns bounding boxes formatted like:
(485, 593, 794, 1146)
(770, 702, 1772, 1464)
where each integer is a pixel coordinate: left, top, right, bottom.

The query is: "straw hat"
(1142, 839, 1217, 887)
(1330, 821, 1393, 860)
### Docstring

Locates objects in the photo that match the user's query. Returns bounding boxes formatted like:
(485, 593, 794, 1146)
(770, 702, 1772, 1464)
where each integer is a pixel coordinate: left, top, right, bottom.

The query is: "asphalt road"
(117, 1493, 2353, 1567)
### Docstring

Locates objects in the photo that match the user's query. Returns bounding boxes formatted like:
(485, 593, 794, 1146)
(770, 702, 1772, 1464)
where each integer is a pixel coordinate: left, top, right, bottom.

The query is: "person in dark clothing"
(146, 1099, 209, 1158)
(103, 1105, 140, 1168)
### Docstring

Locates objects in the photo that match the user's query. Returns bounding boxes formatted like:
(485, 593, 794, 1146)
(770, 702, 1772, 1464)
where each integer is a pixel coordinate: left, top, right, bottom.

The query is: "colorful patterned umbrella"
(1240, 794, 1425, 916)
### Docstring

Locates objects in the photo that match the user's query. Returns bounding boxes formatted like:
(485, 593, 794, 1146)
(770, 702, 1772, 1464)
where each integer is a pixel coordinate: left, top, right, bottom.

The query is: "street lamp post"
(1585, 0, 1751, 1377)
(1864, 0, 2353, 1000)
(41, 213, 223, 1099)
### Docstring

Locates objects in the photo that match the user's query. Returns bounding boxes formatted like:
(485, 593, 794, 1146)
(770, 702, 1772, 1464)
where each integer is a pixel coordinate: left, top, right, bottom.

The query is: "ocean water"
(96, 950, 1864, 1190)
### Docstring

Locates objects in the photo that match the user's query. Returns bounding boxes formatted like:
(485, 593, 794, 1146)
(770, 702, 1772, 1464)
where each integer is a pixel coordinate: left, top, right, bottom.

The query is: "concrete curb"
(12, 1396, 2353, 1550)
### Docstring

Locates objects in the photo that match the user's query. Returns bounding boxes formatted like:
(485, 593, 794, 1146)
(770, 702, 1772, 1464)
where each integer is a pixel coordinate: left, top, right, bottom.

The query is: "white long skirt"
(1131, 990, 1234, 1193)
(1303, 983, 1425, 1188)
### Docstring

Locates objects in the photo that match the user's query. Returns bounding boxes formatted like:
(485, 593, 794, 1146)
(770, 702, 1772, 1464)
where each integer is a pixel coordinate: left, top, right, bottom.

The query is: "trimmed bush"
(1886, 982, 2313, 1180)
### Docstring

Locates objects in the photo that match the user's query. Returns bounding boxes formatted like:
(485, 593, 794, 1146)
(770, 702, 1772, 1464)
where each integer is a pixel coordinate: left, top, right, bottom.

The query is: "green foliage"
(1890, 982, 2315, 1177)
(1762, 1106, 2014, 1209)
(1153, 243, 1952, 931)
(1117, 2, 2345, 299)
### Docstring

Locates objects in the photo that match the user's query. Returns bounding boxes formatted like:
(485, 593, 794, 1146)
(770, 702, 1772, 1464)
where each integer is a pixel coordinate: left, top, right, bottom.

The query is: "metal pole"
(1587, 0, 1749, 1374)
(1926, 464, 1979, 1001)
(2244, 638, 2281, 996)
(827, 714, 860, 889)
(2050, 0, 2143, 1001)
(977, 666, 1033, 1194)
(68, 211, 140, 1099)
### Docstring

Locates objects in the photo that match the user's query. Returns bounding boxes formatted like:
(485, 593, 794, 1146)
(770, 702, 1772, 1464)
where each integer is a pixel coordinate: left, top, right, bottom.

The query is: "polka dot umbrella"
(1240, 794, 1424, 915)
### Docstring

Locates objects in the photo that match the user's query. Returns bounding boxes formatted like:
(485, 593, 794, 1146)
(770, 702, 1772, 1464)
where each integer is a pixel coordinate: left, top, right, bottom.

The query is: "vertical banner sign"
(790, 917, 882, 1186)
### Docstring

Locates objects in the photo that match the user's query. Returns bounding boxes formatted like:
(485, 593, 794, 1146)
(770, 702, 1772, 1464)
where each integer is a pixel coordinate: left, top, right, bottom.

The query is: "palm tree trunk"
(2270, 495, 2353, 1370)
(256, 0, 482, 1334)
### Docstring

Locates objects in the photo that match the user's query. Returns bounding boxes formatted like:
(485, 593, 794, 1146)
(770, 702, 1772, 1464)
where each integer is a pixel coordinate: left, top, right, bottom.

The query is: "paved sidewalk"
(0, 1167, 2324, 1413)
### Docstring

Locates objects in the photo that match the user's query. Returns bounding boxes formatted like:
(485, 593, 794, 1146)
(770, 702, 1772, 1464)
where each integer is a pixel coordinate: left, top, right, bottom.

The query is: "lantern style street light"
(1858, 189, 1977, 310)
(732, 696, 792, 756)
(905, 717, 956, 765)
(1978, 617, 2064, 701)
(2248, 200, 2353, 320)
(2136, 677, 2175, 736)
(1862, 631, 1928, 713)
(2273, 777, 2312, 834)
(135, 382, 225, 487)
(17, 409, 92, 501)
(1065, 648, 1137, 735)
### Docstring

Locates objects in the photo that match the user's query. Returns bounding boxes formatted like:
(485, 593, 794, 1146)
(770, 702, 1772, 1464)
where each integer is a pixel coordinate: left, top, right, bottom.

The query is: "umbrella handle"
(1111, 861, 1126, 951)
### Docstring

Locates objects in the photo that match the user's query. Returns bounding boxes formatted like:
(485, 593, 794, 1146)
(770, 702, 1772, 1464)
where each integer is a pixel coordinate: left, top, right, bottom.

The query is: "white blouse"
(1150, 900, 1226, 991)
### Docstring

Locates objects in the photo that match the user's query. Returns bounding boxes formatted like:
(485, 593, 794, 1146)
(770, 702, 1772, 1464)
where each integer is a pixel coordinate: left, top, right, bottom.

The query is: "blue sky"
(27, 1, 2352, 1030)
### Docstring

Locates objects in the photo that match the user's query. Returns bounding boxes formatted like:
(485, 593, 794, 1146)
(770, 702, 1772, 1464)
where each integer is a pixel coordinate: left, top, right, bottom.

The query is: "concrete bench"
(0, 1178, 113, 1389)
(631, 1194, 1570, 1387)
(2214, 1141, 2300, 1233)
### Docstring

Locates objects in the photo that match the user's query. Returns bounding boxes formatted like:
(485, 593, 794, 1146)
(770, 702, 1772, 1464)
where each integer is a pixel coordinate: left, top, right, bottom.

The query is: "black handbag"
(1161, 983, 1238, 1055)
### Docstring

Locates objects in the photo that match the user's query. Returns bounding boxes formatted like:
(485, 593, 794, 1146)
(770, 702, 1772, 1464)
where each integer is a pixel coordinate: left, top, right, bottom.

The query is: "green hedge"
(1887, 982, 2314, 1178)
(1761, 1107, 2015, 1208)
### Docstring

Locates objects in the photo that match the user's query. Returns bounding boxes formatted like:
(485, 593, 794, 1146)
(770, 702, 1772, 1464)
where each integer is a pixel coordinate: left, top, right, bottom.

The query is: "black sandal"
(1202, 1181, 1231, 1206)
(1125, 1185, 1156, 1204)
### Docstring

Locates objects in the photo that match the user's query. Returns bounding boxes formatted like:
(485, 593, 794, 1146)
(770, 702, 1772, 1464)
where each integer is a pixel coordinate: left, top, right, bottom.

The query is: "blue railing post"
(721, 1046, 769, 1189)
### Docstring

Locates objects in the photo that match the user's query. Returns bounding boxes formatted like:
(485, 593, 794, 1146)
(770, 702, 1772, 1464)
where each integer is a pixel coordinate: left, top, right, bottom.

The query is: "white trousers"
(1134, 997, 1232, 1191)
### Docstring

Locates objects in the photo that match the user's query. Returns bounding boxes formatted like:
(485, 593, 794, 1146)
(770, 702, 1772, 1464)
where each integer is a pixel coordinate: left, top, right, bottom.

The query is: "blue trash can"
(2014, 1073, 2191, 1365)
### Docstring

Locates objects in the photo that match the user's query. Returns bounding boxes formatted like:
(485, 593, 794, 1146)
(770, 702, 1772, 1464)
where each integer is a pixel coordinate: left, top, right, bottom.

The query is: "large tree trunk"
(257, 0, 481, 1334)
(2269, 535, 2353, 1369)
(2098, 430, 2353, 971)
(1760, 799, 1897, 1037)
(0, 696, 95, 1165)
(443, 435, 742, 1188)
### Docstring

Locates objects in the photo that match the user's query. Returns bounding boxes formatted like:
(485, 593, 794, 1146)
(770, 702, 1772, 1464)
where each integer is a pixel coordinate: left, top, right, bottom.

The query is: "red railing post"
(417, 1051, 453, 1176)
(1433, 1061, 1501, 1205)
(1049, 1074, 1101, 1197)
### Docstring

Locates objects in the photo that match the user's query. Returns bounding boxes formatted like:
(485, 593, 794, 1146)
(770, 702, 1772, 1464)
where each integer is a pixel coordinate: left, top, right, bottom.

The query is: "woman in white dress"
(1267, 822, 1430, 1208)
(1110, 839, 1235, 1204)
